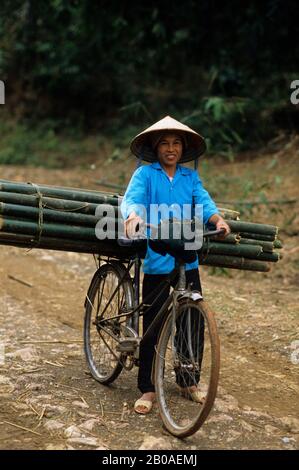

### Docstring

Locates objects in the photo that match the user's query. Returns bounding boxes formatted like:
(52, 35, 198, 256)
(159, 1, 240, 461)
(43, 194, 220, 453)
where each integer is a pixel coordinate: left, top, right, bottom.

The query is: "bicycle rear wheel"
(154, 299, 220, 438)
(84, 262, 134, 384)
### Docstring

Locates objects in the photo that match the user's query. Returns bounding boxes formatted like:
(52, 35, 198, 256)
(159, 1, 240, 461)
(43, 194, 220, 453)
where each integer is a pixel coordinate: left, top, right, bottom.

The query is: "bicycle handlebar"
(144, 223, 225, 239)
(203, 228, 225, 238)
(118, 224, 225, 246)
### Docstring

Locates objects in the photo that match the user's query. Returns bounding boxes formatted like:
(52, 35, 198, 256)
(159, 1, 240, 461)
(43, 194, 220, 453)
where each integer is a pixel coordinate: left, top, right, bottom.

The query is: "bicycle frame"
(84, 226, 223, 437)
(94, 254, 203, 354)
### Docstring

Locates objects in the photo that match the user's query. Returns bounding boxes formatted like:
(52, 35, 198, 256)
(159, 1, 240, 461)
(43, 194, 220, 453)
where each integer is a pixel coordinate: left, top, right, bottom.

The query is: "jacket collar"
(151, 161, 189, 175)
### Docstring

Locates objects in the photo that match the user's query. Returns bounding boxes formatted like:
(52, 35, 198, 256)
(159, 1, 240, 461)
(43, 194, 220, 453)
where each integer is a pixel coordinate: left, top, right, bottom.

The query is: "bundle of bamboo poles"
(0, 179, 282, 272)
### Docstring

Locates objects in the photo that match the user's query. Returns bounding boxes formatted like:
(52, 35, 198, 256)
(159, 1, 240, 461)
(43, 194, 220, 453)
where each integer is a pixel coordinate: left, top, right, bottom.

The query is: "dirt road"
(0, 242, 298, 450)
(0, 151, 298, 450)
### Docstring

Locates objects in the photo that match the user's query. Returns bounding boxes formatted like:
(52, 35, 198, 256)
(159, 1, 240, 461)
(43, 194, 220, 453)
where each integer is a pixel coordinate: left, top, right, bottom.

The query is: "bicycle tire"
(84, 262, 134, 385)
(154, 299, 220, 438)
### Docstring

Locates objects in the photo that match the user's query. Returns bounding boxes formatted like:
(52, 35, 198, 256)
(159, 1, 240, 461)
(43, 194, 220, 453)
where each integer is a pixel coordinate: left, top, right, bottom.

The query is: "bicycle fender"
(177, 291, 203, 302)
(84, 268, 103, 308)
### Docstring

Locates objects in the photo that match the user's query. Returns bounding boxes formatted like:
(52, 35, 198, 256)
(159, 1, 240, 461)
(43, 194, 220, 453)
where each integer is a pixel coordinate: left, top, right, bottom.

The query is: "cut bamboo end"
(273, 239, 283, 249)
(256, 251, 280, 262)
(218, 207, 240, 221)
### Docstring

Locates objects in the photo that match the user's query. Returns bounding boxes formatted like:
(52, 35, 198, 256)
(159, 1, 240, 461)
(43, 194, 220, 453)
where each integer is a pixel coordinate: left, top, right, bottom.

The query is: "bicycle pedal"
(116, 338, 139, 353)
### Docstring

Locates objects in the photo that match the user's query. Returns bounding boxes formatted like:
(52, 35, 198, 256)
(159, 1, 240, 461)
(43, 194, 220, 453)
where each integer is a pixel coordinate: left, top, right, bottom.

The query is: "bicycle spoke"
(155, 300, 220, 438)
(100, 270, 128, 319)
(98, 329, 120, 363)
(84, 263, 134, 384)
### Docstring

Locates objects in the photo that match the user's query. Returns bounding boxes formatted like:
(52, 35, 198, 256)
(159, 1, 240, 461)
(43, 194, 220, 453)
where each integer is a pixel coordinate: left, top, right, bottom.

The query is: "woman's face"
(156, 132, 183, 168)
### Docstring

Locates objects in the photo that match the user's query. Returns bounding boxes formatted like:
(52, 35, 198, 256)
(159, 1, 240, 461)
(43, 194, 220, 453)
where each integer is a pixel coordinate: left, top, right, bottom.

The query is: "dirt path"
(0, 149, 298, 450)
(0, 244, 298, 450)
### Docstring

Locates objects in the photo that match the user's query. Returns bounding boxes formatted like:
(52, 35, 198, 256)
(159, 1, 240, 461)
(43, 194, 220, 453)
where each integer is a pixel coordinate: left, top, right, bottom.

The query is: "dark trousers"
(138, 269, 203, 393)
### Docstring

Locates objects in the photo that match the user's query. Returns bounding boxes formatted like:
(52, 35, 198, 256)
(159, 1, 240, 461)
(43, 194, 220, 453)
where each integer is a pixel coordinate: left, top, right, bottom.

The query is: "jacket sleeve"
(192, 172, 219, 224)
(120, 166, 149, 220)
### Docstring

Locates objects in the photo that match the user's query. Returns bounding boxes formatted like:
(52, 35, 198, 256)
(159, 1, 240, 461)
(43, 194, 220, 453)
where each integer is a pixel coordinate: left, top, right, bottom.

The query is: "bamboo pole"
(0, 192, 238, 223)
(0, 202, 118, 227)
(0, 179, 282, 272)
(256, 252, 280, 262)
(0, 186, 243, 221)
(0, 232, 135, 257)
(218, 208, 240, 220)
(0, 191, 101, 214)
(0, 217, 262, 259)
(239, 231, 277, 242)
(94, 181, 297, 206)
(216, 198, 297, 206)
(210, 233, 240, 244)
(199, 253, 270, 272)
(239, 238, 275, 253)
(0, 232, 272, 271)
(0, 215, 280, 262)
(0, 179, 119, 198)
(0, 216, 121, 242)
(0, 181, 121, 206)
(201, 241, 262, 258)
(227, 219, 278, 237)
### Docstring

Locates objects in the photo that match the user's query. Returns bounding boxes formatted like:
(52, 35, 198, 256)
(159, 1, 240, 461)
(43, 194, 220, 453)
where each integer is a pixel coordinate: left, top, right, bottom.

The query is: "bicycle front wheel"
(154, 299, 220, 438)
(84, 262, 134, 385)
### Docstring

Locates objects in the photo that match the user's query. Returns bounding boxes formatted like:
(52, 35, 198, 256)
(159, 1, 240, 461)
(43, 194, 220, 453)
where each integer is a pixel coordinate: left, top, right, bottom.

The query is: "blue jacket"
(121, 162, 218, 274)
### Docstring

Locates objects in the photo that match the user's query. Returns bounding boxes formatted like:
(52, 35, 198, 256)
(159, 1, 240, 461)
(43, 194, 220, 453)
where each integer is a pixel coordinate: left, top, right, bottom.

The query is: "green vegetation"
(0, 116, 105, 167)
(0, 1, 298, 166)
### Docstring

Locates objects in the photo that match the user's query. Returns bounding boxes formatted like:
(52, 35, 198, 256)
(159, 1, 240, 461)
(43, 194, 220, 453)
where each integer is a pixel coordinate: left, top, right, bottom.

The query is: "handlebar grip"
(203, 228, 225, 237)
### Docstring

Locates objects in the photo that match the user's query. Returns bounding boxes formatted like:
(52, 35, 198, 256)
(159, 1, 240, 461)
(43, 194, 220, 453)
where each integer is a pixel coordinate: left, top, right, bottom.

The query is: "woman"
(121, 116, 230, 414)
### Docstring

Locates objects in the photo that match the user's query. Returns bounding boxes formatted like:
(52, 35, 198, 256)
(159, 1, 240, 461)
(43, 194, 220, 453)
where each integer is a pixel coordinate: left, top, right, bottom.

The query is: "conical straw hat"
(130, 115, 206, 163)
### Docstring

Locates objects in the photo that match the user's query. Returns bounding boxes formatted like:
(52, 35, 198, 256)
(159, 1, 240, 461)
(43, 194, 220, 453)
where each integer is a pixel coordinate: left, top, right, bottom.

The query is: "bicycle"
(83, 226, 222, 438)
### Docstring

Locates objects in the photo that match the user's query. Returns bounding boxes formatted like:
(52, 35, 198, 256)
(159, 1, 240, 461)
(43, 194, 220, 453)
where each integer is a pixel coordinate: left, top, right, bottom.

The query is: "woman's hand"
(124, 211, 144, 239)
(215, 218, 231, 240)
(208, 214, 231, 240)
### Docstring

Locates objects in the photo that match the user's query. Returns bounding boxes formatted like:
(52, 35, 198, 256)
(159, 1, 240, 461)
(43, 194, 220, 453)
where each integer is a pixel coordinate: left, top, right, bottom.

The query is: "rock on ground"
(138, 436, 173, 450)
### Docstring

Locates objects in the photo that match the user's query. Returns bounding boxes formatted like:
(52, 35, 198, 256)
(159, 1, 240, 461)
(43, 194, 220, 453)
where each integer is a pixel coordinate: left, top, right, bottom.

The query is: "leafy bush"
(0, 1, 298, 158)
(0, 118, 92, 167)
